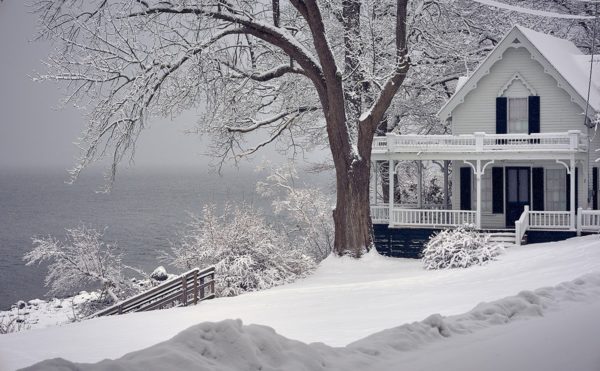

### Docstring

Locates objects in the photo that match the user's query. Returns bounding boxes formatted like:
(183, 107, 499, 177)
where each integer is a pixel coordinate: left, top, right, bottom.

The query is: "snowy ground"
(2, 235, 600, 370)
(20, 273, 600, 371)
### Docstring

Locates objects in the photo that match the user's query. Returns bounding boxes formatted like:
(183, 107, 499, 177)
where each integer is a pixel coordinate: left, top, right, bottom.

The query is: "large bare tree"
(35, 0, 410, 257)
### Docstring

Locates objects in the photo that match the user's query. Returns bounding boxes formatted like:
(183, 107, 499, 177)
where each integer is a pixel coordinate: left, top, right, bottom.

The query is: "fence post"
(577, 207, 583, 236)
(200, 276, 205, 300)
(193, 270, 198, 305)
(182, 275, 188, 306)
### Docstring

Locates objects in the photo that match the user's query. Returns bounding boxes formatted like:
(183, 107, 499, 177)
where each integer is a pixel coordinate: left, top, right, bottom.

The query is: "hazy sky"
(0, 2, 300, 172)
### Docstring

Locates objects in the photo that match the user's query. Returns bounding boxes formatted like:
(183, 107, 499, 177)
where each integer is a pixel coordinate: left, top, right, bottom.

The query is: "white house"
(370, 25, 600, 256)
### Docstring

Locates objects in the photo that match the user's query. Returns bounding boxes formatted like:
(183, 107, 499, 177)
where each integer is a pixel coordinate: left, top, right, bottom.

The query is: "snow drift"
(22, 273, 600, 371)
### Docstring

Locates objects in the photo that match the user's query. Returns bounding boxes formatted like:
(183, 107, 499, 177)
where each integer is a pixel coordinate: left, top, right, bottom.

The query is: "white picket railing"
(528, 211, 572, 230)
(390, 208, 476, 228)
(515, 207, 575, 245)
(372, 131, 587, 154)
(371, 205, 390, 224)
(577, 208, 600, 233)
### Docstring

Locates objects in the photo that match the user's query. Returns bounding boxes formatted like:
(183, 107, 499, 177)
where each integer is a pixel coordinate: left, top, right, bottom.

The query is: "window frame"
(507, 97, 529, 134)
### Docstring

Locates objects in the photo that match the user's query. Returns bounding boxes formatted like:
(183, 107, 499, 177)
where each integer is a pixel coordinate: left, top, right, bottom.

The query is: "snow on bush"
(24, 225, 143, 309)
(257, 162, 334, 262)
(170, 203, 316, 297)
(422, 226, 503, 269)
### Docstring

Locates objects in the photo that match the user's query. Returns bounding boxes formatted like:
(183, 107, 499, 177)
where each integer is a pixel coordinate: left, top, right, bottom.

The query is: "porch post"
(584, 154, 590, 209)
(417, 161, 423, 209)
(389, 159, 395, 223)
(476, 160, 482, 229)
(570, 158, 576, 230)
(443, 160, 449, 210)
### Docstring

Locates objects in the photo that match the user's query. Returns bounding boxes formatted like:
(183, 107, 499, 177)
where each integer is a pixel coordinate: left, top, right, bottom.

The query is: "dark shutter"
(460, 167, 472, 211)
(528, 96, 540, 134)
(566, 167, 579, 210)
(496, 97, 508, 134)
(532, 167, 544, 211)
(594, 167, 598, 210)
(492, 167, 504, 214)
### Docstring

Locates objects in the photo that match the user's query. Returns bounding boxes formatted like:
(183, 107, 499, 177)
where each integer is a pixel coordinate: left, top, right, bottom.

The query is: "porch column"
(389, 159, 395, 224)
(584, 154, 590, 209)
(443, 160, 449, 210)
(570, 158, 576, 230)
(417, 161, 423, 209)
(476, 160, 482, 229)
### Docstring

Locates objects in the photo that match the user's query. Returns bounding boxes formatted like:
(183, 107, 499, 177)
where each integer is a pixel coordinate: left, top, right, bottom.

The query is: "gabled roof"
(438, 25, 600, 121)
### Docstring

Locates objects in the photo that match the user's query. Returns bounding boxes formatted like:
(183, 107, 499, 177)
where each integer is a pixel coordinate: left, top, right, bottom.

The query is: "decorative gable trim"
(437, 25, 597, 122)
(498, 72, 537, 97)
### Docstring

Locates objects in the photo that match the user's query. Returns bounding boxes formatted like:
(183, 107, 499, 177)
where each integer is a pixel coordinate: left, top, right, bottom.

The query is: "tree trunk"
(332, 155, 374, 258)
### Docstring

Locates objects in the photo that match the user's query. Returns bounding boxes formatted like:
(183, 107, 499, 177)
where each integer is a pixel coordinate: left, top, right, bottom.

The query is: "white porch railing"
(529, 211, 572, 230)
(390, 208, 476, 227)
(373, 131, 587, 154)
(514, 206, 573, 246)
(577, 208, 600, 233)
(371, 205, 390, 224)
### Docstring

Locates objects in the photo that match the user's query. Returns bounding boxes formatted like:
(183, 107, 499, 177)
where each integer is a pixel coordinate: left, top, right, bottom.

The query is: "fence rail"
(91, 266, 216, 318)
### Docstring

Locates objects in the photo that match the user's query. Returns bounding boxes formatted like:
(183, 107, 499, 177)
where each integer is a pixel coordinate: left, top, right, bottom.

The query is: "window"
(470, 171, 497, 213)
(545, 169, 566, 211)
(481, 171, 492, 213)
(508, 98, 528, 133)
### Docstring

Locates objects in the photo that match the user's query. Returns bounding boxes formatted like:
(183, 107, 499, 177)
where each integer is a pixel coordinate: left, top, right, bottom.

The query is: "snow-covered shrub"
(24, 225, 142, 306)
(422, 226, 503, 269)
(171, 203, 316, 297)
(257, 162, 334, 261)
(0, 312, 29, 334)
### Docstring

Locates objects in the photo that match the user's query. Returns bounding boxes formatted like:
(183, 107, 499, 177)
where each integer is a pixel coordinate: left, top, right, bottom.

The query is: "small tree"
(257, 163, 334, 261)
(24, 225, 139, 303)
(171, 203, 315, 297)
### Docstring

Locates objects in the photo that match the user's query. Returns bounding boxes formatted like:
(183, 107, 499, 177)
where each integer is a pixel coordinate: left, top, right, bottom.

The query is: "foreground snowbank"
(22, 273, 600, 371)
(3, 235, 600, 370)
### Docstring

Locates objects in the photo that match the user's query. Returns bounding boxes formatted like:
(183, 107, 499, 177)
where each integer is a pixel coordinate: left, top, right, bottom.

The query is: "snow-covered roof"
(438, 25, 600, 121)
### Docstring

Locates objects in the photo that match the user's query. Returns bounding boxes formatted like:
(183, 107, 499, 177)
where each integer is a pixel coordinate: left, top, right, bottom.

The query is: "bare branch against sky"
(0, 2, 291, 171)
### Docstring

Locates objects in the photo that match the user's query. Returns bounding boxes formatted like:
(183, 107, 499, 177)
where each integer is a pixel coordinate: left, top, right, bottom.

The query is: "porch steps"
(487, 232, 522, 245)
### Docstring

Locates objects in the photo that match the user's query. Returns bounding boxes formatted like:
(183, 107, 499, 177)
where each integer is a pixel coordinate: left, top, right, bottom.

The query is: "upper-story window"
(508, 97, 528, 133)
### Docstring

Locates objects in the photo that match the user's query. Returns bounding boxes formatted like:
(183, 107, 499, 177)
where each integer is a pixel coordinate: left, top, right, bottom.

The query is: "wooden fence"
(91, 266, 216, 317)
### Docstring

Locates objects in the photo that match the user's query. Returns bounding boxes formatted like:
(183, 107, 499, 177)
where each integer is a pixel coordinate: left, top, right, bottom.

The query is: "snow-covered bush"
(0, 312, 28, 334)
(257, 162, 334, 261)
(171, 203, 316, 297)
(422, 226, 503, 270)
(24, 225, 142, 306)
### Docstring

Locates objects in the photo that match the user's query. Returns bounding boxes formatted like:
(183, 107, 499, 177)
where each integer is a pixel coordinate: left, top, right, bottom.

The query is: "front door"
(506, 167, 530, 227)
